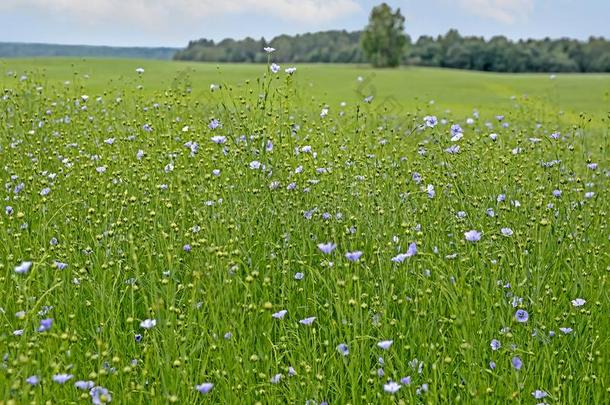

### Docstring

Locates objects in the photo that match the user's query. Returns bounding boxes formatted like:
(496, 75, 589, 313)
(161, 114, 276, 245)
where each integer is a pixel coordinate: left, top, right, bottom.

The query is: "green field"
(0, 58, 609, 404)
(2, 58, 610, 120)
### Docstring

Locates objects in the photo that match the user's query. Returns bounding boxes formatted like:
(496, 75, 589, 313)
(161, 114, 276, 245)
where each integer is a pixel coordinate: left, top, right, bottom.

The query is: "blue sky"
(0, 0, 608, 47)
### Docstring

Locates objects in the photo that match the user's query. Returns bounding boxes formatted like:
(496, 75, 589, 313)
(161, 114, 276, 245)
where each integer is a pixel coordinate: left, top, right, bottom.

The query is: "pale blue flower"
(299, 316, 316, 325)
(140, 319, 156, 329)
(37, 318, 53, 332)
(90, 386, 112, 404)
(211, 135, 226, 144)
(383, 381, 401, 394)
(464, 230, 481, 242)
(336, 343, 349, 356)
(196, 382, 214, 394)
(208, 119, 220, 130)
(450, 124, 463, 138)
(75, 380, 95, 390)
(445, 144, 460, 154)
(345, 251, 363, 262)
(512, 356, 523, 370)
(391, 242, 417, 263)
(54, 261, 68, 270)
(424, 115, 438, 128)
(15, 261, 32, 274)
(318, 242, 336, 254)
(532, 390, 548, 399)
(26, 375, 40, 385)
(515, 309, 529, 323)
(571, 298, 586, 307)
(501, 228, 513, 237)
(52, 374, 73, 384)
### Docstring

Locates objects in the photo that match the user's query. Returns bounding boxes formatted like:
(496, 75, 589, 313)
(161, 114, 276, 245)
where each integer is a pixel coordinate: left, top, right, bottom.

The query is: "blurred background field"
(2, 58, 609, 122)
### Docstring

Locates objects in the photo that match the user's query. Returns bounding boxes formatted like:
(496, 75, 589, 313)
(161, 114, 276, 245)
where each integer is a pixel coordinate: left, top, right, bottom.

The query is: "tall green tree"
(361, 3, 407, 67)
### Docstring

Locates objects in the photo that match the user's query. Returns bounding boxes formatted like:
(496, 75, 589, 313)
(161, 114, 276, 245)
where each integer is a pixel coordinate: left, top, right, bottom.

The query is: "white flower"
(140, 319, 157, 329)
(451, 132, 463, 142)
(571, 298, 586, 307)
(377, 340, 393, 350)
(384, 381, 401, 394)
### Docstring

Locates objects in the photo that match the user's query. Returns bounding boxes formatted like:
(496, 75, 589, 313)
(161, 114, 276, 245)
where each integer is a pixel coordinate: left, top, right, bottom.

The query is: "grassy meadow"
(0, 57, 609, 404)
(2, 58, 610, 119)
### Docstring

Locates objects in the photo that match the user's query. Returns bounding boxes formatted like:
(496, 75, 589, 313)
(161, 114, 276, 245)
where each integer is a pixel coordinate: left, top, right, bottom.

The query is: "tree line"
(174, 30, 610, 73)
(0, 42, 178, 60)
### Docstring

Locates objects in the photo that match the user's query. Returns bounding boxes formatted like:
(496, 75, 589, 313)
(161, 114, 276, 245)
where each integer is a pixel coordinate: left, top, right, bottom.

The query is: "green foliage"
(174, 31, 365, 64)
(0, 58, 609, 404)
(174, 27, 610, 73)
(360, 3, 408, 67)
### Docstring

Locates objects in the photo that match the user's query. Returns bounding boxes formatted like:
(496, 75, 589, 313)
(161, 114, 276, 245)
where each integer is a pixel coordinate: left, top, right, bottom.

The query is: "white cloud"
(456, 0, 535, 23)
(0, 0, 361, 28)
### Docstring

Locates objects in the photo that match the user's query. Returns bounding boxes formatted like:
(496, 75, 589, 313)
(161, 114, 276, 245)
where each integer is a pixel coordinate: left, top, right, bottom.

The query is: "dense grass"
(0, 58, 609, 404)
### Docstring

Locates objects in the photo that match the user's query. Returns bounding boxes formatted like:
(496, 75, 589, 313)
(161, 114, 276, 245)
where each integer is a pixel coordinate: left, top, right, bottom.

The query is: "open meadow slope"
(2, 58, 610, 119)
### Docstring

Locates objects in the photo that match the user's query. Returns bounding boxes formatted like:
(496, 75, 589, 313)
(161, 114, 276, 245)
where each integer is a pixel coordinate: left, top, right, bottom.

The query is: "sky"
(0, 0, 608, 48)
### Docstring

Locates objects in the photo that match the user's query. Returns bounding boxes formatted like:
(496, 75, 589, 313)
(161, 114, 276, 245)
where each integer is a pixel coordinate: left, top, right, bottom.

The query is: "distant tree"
(361, 3, 407, 67)
(409, 36, 442, 67)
